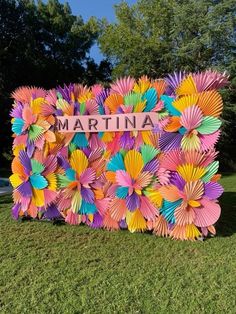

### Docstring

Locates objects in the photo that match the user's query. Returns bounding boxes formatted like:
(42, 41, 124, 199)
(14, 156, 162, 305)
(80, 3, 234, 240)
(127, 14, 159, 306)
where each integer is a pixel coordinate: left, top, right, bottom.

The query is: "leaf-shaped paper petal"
(30, 174, 48, 189)
(31, 159, 45, 174)
(141, 145, 159, 164)
(29, 124, 44, 141)
(124, 150, 144, 180)
(70, 150, 88, 176)
(197, 116, 221, 135)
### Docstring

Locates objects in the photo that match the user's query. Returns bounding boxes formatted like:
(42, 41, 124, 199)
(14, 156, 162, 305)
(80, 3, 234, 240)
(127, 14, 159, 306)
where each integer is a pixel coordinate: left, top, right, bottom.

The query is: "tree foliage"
(0, 0, 111, 166)
(99, 0, 236, 169)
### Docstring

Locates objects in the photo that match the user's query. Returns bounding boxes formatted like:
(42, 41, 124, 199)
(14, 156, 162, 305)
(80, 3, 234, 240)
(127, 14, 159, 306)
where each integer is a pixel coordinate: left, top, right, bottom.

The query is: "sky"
(61, 0, 138, 63)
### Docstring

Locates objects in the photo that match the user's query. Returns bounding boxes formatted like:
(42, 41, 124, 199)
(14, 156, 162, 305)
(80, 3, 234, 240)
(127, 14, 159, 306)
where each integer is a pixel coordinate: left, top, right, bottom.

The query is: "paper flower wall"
(10, 70, 228, 240)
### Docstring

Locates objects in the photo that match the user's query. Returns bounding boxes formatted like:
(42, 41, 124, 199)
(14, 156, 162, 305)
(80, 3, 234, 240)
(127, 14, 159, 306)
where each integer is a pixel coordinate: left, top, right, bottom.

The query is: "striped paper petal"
(197, 116, 221, 134)
(30, 174, 48, 189)
(81, 186, 94, 203)
(44, 204, 61, 219)
(160, 149, 182, 171)
(17, 181, 32, 197)
(143, 159, 159, 174)
(180, 105, 203, 130)
(159, 184, 181, 202)
(204, 182, 224, 199)
(159, 132, 182, 152)
(160, 199, 182, 224)
(107, 152, 125, 171)
(111, 76, 135, 95)
(139, 196, 158, 220)
(19, 150, 32, 175)
(109, 198, 127, 221)
(116, 170, 132, 187)
(199, 131, 221, 151)
(126, 192, 140, 211)
(12, 118, 25, 135)
(194, 198, 221, 227)
(80, 168, 96, 186)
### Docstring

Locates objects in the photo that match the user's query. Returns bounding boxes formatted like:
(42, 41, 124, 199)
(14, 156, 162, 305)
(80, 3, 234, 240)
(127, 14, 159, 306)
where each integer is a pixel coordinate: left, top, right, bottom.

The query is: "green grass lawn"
(0, 174, 236, 314)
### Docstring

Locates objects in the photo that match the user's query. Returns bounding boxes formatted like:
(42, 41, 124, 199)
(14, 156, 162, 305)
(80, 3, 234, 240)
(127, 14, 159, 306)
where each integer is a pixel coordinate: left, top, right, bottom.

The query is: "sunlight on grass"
(0, 174, 236, 313)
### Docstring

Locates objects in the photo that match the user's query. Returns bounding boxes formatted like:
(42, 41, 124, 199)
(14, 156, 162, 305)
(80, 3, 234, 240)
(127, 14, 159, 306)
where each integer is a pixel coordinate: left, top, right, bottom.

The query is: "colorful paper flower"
(105, 146, 160, 232)
(9, 150, 58, 219)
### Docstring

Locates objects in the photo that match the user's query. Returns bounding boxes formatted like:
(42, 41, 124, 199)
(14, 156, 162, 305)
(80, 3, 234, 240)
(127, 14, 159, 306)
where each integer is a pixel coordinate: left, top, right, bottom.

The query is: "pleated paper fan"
(197, 90, 223, 117)
(109, 198, 127, 221)
(116, 170, 132, 187)
(164, 116, 181, 132)
(46, 173, 57, 191)
(142, 88, 157, 112)
(144, 188, 163, 208)
(139, 196, 158, 220)
(151, 79, 167, 98)
(160, 149, 182, 171)
(159, 185, 181, 202)
(86, 99, 99, 115)
(199, 130, 221, 151)
(12, 119, 25, 138)
(183, 180, 204, 201)
(159, 132, 182, 152)
(160, 199, 182, 224)
(31, 159, 45, 174)
(116, 186, 129, 199)
(143, 158, 159, 174)
(181, 133, 201, 151)
(174, 203, 195, 226)
(140, 145, 159, 164)
(204, 182, 224, 200)
(170, 224, 201, 241)
(30, 174, 48, 189)
(201, 161, 219, 183)
(70, 150, 88, 176)
(124, 150, 144, 180)
(170, 172, 185, 191)
(126, 192, 140, 211)
(107, 152, 125, 172)
(153, 215, 169, 237)
(177, 163, 206, 182)
(135, 171, 153, 188)
(184, 150, 207, 167)
(165, 71, 186, 93)
(192, 70, 229, 92)
(161, 95, 180, 116)
(126, 209, 147, 233)
(56, 99, 74, 116)
(193, 198, 221, 227)
(180, 105, 203, 131)
(104, 94, 123, 113)
(11, 86, 46, 103)
(133, 76, 151, 94)
(176, 75, 198, 96)
(124, 92, 142, 107)
(111, 76, 135, 95)
(28, 125, 44, 141)
(197, 116, 222, 135)
(173, 94, 199, 112)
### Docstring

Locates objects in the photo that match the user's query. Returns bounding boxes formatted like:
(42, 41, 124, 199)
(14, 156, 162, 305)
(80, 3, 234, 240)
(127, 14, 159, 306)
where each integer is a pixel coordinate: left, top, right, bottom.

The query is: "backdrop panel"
(10, 71, 228, 240)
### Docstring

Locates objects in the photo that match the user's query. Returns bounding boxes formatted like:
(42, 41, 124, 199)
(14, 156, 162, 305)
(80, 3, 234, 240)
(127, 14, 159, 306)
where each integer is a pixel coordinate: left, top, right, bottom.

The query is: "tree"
(0, 0, 111, 166)
(99, 0, 236, 169)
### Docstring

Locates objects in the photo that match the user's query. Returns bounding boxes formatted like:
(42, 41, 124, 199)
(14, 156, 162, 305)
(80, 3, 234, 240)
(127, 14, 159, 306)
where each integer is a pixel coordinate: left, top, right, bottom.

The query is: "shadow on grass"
(221, 172, 236, 178)
(0, 195, 12, 205)
(217, 192, 236, 237)
(1, 191, 236, 238)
